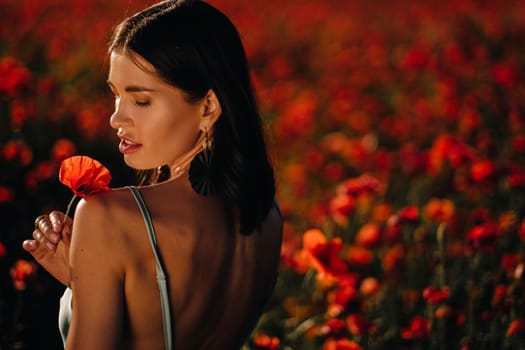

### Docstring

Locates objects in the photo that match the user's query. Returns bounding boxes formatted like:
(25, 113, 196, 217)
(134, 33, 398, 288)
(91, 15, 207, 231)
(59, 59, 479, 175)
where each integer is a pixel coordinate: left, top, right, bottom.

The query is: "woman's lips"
(118, 137, 142, 154)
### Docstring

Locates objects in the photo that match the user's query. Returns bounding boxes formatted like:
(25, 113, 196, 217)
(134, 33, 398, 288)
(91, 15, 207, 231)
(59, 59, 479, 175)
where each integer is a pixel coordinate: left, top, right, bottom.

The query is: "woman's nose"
(109, 99, 131, 130)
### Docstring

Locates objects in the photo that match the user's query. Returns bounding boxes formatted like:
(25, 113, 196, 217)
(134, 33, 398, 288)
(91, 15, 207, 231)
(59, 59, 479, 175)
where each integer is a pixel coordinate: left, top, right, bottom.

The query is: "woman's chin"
(123, 156, 158, 171)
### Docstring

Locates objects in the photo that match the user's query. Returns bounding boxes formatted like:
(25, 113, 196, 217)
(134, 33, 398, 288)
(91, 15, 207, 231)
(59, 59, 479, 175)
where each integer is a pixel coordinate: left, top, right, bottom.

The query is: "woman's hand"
(22, 211, 73, 286)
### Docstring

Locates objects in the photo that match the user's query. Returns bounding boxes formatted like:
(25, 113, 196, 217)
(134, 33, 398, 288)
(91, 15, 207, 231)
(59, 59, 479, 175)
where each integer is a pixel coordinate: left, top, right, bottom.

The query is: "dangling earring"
(156, 165, 169, 182)
(189, 129, 215, 196)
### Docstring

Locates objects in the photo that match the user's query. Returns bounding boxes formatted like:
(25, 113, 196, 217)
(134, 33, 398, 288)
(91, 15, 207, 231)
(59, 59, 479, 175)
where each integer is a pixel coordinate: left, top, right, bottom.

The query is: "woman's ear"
(200, 89, 221, 131)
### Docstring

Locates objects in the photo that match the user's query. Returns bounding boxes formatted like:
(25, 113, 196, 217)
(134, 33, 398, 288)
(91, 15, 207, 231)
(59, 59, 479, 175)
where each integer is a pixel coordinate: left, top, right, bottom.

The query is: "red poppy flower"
(398, 206, 419, 223)
(320, 318, 347, 338)
(59, 155, 111, 197)
(338, 174, 382, 196)
(0, 241, 7, 258)
(382, 244, 405, 272)
(519, 219, 525, 240)
(492, 285, 508, 307)
(470, 159, 496, 183)
(423, 286, 450, 305)
(253, 334, 280, 350)
(346, 313, 374, 336)
(329, 193, 355, 226)
(310, 238, 348, 279)
(323, 338, 363, 350)
(424, 198, 455, 223)
(328, 284, 357, 311)
(434, 305, 455, 319)
(59, 155, 112, 219)
(347, 246, 374, 266)
(355, 223, 381, 247)
(401, 316, 429, 339)
(466, 222, 499, 250)
(0, 187, 14, 203)
(52, 138, 77, 162)
(507, 163, 525, 189)
(506, 319, 525, 337)
(492, 62, 517, 88)
(0, 56, 31, 98)
(10, 259, 37, 291)
(359, 277, 380, 296)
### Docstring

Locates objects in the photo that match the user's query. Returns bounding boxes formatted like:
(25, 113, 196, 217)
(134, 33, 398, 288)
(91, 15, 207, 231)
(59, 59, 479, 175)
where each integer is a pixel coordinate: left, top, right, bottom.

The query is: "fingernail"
(50, 233, 59, 243)
(46, 242, 56, 250)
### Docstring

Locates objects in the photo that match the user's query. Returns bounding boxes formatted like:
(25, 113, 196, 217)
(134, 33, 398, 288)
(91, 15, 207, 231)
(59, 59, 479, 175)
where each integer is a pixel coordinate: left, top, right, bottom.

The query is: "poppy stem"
(436, 223, 447, 287)
(63, 194, 78, 225)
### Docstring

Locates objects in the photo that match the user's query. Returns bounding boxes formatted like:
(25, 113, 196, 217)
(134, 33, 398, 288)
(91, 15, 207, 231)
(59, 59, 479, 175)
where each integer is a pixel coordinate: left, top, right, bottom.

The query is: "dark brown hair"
(110, 0, 275, 234)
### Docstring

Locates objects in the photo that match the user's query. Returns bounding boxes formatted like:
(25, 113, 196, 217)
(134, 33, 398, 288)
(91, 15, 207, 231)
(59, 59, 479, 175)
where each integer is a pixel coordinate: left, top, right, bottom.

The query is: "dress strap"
(127, 186, 173, 350)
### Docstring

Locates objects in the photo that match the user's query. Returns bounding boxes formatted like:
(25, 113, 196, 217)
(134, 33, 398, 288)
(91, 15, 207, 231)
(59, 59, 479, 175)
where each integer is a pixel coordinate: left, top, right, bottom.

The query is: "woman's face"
(108, 51, 204, 170)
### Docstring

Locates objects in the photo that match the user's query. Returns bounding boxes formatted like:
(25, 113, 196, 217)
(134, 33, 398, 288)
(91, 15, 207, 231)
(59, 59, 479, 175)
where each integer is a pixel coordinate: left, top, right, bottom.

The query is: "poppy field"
(1, 0, 525, 349)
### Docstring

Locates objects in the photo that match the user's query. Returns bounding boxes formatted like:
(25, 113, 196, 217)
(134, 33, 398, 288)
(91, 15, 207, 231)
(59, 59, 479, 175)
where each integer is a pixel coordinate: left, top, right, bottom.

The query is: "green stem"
(436, 223, 446, 287)
(64, 194, 78, 224)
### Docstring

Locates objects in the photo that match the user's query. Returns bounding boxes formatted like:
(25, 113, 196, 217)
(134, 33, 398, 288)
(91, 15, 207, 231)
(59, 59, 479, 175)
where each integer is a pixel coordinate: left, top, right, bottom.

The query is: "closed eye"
(135, 100, 150, 107)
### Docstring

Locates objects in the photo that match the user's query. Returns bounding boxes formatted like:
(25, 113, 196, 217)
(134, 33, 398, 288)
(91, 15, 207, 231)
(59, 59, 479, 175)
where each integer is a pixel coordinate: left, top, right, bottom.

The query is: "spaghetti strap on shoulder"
(127, 186, 174, 350)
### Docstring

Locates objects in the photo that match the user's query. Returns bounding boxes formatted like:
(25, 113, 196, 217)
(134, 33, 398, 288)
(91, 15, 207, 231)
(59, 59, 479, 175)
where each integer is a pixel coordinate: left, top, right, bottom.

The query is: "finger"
(49, 211, 66, 232)
(36, 215, 61, 244)
(33, 229, 57, 251)
(23, 239, 47, 260)
(22, 239, 38, 253)
(24, 238, 49, 262)
(34, 214, 47, 229)
(51, 211, 73, 244)
(35, 214, 51, 232)
(33, 228, 42, 241)
(50, 211, 73, 240)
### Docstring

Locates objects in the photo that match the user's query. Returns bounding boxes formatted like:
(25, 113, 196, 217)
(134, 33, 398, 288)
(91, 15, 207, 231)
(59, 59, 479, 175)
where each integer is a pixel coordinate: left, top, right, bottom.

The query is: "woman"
(22, 1, 283, 349)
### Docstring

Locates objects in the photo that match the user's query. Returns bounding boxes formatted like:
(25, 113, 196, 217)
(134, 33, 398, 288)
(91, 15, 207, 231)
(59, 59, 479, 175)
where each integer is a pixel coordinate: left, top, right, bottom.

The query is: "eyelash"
(134, 100, 150, 107)
(110, 93, 150, 108)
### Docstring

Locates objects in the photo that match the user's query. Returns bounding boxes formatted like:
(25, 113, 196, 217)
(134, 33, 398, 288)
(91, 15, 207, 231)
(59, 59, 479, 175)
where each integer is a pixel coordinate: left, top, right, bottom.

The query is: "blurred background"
(1, 0, 525, 349)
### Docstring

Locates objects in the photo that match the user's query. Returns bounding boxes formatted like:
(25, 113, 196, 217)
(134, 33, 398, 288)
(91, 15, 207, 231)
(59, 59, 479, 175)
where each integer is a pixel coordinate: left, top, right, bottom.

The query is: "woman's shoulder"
(77, 186, 134, 209)
(71, 187, 141, 268)
(73, 186, 138, 231)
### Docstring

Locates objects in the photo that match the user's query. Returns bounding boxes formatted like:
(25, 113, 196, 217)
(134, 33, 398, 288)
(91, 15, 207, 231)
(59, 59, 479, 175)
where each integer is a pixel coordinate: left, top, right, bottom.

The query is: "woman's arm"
(66, 195, 125, 350)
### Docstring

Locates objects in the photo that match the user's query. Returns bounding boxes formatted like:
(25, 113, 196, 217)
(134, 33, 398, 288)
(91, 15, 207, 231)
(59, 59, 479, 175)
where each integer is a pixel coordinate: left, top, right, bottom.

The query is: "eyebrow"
(106, 81, 157, 93)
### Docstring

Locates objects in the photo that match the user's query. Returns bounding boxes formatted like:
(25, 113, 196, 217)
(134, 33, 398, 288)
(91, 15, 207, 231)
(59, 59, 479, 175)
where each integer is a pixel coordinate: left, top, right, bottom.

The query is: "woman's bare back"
(109, 178, 282, 349)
